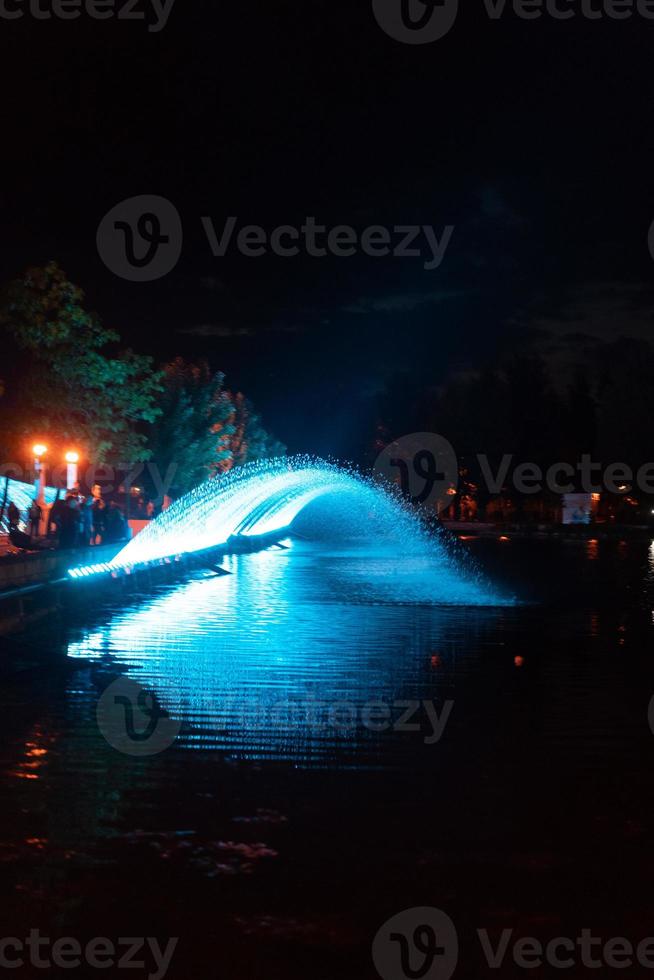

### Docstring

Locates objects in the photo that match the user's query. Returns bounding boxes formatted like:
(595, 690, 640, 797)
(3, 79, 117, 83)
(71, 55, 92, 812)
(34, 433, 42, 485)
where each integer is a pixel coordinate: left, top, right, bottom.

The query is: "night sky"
(2, 1, 653, 456)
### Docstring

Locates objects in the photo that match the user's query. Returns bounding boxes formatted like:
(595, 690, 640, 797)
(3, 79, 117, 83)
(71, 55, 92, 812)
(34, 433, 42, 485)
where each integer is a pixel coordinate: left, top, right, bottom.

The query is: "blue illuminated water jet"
(1, 478, 58, 526)
(68, 456, 502, 604)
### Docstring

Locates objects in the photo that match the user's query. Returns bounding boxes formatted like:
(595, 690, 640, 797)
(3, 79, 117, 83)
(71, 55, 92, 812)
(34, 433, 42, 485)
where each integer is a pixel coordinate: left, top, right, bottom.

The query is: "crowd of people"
(49, 491, 129, 548)
(0, 487, 148, 551)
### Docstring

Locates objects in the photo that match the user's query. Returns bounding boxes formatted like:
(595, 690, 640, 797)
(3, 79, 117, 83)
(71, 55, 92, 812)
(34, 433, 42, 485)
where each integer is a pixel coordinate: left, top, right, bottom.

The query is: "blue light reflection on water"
(67, 540, 509, 767)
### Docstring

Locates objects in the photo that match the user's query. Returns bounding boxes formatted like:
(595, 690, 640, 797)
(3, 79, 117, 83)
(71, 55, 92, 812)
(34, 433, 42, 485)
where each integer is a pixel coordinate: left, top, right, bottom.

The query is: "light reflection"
(6, 728, 52, 783)
(67, 542, 506, 765)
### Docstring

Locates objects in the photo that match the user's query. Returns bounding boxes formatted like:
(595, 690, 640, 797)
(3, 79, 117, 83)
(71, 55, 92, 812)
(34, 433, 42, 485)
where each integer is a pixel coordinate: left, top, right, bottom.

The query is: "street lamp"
(65, 451, 79, 490)
(32, 444, 47, 507)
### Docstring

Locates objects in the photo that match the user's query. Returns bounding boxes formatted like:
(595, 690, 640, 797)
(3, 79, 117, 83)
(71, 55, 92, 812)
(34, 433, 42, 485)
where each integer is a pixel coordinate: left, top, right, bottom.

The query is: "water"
(66, 539, 508, 766)
(69, 458, 503, 609)
(2, 536, 654, 979)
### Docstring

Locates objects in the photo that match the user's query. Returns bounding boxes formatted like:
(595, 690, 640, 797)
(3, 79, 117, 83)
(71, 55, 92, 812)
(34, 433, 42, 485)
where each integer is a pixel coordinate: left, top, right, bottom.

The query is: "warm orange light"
(32, 443, 47, 457)
(65, 451, 79, 464)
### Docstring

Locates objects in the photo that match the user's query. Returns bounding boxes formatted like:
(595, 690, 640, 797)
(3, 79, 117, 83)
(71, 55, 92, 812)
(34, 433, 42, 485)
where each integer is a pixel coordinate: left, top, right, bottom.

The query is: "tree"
(145, 358, 236, 496)
(596, 338, 654, 470)
(145, 361, 286, 496)
(223, 391, 286, 470)
(0, 262, 162, 466)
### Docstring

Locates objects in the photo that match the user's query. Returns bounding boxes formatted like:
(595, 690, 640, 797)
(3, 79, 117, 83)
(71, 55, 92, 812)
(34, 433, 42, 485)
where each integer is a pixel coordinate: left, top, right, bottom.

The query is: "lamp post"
(32, 444, 47, 536)
(65, 451, 79, 491)
(32, 444, 47, 507)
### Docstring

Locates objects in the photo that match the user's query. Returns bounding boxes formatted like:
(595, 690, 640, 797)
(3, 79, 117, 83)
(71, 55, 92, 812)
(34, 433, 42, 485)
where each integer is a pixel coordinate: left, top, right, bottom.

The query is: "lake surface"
(2, 535, 654, 978)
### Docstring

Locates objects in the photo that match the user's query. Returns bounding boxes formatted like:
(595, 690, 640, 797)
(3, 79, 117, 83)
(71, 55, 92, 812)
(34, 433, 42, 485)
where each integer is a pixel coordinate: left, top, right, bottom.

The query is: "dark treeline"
(369, 338, 654, 516)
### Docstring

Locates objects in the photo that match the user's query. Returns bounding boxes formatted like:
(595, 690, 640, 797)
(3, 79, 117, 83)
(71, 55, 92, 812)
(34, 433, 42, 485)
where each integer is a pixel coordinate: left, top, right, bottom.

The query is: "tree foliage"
(145, 359, 286, 497)
(0, 262, 162, 465)
(224, 391, 287, 470)
(145, 358, 235, 496)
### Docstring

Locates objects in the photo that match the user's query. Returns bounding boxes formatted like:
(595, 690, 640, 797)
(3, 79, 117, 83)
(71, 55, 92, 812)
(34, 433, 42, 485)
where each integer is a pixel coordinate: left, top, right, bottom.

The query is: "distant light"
(32, 444, 47, 457)
(65, 451, 79, 464)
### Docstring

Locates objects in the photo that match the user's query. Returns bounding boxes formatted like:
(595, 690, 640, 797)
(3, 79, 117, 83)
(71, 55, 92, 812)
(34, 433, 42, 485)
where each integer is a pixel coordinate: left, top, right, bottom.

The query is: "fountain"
(64, 457, 509, 765)
(68, 457, 502, 605)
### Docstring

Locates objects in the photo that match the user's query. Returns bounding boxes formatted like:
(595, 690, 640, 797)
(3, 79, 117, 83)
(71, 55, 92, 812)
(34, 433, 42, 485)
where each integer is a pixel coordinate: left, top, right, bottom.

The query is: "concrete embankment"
(0, 541, 121, 636)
